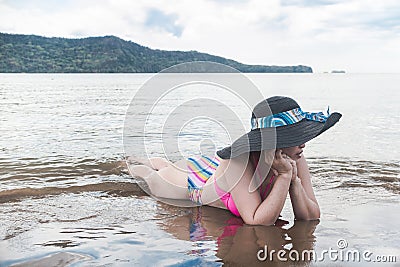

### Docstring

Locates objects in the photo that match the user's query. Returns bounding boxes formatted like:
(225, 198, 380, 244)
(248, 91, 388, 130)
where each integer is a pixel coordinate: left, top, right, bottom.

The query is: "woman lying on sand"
(129, 96, 341, 226)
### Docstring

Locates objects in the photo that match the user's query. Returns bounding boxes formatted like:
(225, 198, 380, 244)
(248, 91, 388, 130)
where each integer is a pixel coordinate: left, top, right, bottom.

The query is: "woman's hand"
(288, 158, 298, 183)
(271, 150, 293, 179)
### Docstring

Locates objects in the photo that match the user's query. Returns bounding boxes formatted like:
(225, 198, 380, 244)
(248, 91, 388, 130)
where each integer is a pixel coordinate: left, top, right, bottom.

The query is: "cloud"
(145, 8, 183, 37)
(0, 0, 73, 12)
(281, 0, 339, 6)
(353, 8, 400, 33)
(0, 0, 399, 72)
(207, 0, 249, 3)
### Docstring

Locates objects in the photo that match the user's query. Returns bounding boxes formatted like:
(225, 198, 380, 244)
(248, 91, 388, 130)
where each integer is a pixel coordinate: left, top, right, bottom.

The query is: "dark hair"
(249, 151, 261, 168)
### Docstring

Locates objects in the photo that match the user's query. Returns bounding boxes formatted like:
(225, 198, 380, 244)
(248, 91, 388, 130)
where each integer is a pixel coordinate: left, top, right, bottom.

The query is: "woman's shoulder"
(215, 155, 253, 176)
(215, 155, 255, 187)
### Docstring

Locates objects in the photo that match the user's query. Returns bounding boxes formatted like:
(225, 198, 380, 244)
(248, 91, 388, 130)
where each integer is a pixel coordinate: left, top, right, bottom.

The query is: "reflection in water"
(158, 205, 319, 266)
(9, 252, 93, 267)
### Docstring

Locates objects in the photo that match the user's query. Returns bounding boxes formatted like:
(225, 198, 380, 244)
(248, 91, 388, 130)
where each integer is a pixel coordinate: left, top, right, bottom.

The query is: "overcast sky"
(1, 0, 399, 73)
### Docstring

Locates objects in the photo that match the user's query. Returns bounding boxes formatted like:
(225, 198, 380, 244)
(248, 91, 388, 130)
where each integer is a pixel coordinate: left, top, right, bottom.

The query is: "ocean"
(0, 73, 399, 266)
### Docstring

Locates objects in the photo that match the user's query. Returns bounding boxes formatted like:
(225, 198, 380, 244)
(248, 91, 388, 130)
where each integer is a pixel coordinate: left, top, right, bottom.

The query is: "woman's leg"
(129, 159, 189, 199)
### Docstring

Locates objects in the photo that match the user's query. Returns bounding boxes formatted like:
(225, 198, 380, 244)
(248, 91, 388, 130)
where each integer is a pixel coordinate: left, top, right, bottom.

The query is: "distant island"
(0, 33, 312, 73)
(331, 70, 346, 73)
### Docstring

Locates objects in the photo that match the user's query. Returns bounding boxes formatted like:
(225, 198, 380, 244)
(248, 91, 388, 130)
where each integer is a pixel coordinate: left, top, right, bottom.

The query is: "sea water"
(0, 73, 399, 266)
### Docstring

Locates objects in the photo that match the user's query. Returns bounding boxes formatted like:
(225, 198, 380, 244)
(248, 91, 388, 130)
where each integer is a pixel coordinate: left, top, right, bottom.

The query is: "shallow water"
(0, 74, 399, 266)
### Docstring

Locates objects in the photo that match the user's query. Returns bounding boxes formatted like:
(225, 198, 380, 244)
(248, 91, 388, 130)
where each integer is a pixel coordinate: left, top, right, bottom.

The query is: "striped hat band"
(251, 107, 330, 130)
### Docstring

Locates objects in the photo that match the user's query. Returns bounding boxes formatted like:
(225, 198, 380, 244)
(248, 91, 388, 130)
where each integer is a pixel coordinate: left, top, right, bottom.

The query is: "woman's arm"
(227, 151, 293, 226)
(288, 156, 320, 220)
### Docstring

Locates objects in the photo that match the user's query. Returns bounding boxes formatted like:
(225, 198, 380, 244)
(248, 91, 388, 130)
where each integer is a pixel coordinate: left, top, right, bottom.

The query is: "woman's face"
(281, 143, 305, 160)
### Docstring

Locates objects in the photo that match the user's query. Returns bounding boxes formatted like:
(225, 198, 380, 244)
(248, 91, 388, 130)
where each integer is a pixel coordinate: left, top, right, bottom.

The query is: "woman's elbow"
(310, 204, 321, 220)
(305, 202, 320, 220)
(242, 214, 277, 226)
(295, 208, 320, 221)
(311, 208, 321, 220)
(243, 218, 275, 226)
(305, 213, 320, 221)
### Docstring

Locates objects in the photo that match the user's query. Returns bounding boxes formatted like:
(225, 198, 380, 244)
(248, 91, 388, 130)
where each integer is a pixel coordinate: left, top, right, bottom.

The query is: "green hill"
(0, 33, 312, 73)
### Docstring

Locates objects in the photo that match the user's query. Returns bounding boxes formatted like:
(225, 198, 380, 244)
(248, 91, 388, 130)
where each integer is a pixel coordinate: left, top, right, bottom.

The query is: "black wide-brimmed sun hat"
(216, 96, 342, 159)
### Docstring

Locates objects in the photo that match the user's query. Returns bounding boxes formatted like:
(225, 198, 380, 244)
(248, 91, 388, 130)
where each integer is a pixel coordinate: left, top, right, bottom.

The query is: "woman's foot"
(126, 156, 170, 171)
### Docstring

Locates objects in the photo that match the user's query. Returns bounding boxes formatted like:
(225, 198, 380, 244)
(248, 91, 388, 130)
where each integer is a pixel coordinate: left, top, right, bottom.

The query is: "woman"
(129, 96, 342, 226)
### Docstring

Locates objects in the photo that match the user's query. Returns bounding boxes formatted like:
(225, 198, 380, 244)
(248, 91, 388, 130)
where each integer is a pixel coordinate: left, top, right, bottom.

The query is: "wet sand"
(1, 176, 399, 266)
